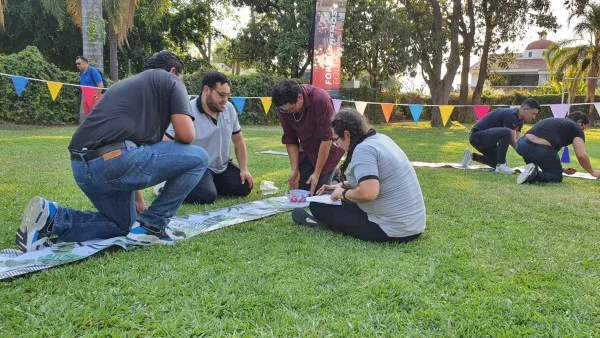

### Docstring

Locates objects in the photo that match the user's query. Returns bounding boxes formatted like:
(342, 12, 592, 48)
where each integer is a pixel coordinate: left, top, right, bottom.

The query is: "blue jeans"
(515, 137, 563, 183)
(52, 141, 209, 242)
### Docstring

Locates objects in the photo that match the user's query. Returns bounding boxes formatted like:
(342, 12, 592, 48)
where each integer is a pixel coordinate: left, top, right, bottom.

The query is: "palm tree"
(569, 3, 600, 116)
(544, 42, 589, 104)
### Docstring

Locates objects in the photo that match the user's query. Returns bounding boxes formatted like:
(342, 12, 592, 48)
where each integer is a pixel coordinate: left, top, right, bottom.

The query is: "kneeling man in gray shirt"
(162, 71, 253, 204)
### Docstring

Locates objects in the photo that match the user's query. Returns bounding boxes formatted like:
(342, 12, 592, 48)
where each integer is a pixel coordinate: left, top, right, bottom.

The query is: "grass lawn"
(0, 122, 599, 336)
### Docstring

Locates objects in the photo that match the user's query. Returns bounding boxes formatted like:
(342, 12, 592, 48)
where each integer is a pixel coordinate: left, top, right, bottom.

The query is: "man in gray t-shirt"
(161, 71, 253, 204)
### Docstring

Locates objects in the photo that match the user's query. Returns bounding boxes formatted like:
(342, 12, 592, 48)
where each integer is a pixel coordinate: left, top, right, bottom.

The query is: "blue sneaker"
(125, 222, 185, 245)
(16, 196, 58, 252)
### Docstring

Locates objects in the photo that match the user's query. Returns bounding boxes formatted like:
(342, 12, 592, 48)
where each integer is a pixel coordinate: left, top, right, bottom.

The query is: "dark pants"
(184, 161, 252, 204)
(515, 137, 563, 183)
(309, 201, 421, 243)
(298, 157, 338, 192)
(469, 128, 513, 167)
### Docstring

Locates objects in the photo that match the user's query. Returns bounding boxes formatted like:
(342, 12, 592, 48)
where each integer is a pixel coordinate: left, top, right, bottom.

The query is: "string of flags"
(2, 72, 599, 126)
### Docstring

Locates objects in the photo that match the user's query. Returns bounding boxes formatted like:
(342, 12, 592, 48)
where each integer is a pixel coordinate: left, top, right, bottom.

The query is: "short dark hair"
(567, 111, 590, 125)
(143, 51, 185, 75)
(521, 98, 541, 110)
(271, 80, 303, 106)
(201, 71, 230, 88)
(76, 56, 88, 62)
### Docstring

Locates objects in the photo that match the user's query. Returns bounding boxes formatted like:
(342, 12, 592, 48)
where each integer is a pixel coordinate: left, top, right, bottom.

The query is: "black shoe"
(291, 208, 323, 227)
(517, 163, 539, 184)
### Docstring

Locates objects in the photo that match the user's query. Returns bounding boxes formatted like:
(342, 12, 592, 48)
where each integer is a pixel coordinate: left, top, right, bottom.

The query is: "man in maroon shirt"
(271, 80, 345, 195)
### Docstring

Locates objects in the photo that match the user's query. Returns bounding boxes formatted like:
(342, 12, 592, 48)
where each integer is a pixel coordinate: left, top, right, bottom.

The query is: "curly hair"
(143, 50, 185, 75)
(332, 108, 376, 181)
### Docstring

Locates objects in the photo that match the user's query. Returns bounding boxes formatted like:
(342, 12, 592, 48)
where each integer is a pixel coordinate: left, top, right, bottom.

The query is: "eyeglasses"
(332, 136, 341, 147)
(75, 62, 82, 65)
(210, 87, 230, 99)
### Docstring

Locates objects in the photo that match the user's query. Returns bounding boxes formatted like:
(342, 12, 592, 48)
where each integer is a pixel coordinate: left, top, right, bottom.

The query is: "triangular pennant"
(408, 104, 423, 124)
(355, 101, 367, 115)
(510, 105, 519, 109)
(332, 99, 342, 113)
(231, 97, 247, 115)
(260, 97, 272, 114)
(381, 103, 394, 123)
(561, 146, 570, 163)
(439, 105, 455, 126)
(10, 76, 29, 97)
(550, 104, 569, 118)
(46, 81, 63, 101)
(81, 86, 97, 107)
(594, 103, 600, 117)
(473, 105, 491, 120)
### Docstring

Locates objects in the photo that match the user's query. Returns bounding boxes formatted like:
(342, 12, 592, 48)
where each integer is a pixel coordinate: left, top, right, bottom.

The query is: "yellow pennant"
(439, 105, 455, 126)
(260, 97, 272, 114)
(46, 81, 63, 101)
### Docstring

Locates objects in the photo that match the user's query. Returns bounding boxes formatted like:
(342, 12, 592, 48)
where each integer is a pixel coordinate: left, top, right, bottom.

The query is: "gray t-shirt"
(166, 97, 241, 173)
(346, 133, 426, 237)
(69, 69, 192, 150)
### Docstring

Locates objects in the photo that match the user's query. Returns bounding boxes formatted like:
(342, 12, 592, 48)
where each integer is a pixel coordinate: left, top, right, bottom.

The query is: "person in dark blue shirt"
(76, 56, 104, 118)
(461, 98, 540, 174)
(516, 111, 600, 184)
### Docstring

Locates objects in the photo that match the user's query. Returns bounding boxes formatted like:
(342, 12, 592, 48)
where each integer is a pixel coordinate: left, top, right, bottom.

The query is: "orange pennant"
(381, 103, 394, 123)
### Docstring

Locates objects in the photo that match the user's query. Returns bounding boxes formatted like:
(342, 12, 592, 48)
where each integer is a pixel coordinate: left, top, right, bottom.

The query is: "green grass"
(1, 122, 599, 336)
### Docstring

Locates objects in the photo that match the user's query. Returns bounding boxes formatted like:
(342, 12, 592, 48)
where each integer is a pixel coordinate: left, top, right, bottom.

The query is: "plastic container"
(285, 189, 310, 203)
(260, 181, 279, 195)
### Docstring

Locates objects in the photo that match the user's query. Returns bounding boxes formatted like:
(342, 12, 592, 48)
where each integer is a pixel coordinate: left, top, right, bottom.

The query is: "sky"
(217, 0, 581, 90)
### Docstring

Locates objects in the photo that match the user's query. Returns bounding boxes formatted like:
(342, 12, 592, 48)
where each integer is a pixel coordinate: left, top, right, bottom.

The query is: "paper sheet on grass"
(0, 196, 308, 280)
(256, 150, 288, 156)
(306, 194, 342, 205)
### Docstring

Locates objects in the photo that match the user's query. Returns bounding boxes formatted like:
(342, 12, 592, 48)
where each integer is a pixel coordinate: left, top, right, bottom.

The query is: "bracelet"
(342, 188, 349, 201)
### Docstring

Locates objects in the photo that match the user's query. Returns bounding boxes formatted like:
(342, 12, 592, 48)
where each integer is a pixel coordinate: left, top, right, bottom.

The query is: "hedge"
(0, 46, 590, 125)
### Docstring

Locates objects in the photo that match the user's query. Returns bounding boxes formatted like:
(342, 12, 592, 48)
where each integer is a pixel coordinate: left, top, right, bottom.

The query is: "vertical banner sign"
(311, 0, 348, 90)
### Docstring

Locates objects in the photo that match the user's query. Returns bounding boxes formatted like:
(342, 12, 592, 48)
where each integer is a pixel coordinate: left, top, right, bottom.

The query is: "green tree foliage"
(342, 0, 413, 89)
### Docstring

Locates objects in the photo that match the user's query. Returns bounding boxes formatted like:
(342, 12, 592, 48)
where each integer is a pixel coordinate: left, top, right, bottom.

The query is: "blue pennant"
(10, 76, 30, 97)
(231, 97, 247, 115)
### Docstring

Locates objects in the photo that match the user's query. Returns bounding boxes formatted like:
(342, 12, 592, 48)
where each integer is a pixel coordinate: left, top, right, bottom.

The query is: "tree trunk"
(457, 0, 476, 123)
(472, 24, 493, 105)
(81, 0, 104, 72)
(108, 24, 118, 81)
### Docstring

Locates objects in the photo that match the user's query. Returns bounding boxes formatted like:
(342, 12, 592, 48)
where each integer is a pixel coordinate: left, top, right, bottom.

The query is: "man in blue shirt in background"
(76, 56, 104, 119)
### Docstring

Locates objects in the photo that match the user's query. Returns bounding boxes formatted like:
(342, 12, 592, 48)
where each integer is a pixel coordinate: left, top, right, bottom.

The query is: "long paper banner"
(0, 196, 308, 280)
(311, 0, 347, 90)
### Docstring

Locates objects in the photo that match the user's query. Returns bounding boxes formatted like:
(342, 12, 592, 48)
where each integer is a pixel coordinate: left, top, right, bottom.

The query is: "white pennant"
(594, 103, 600, 117)
(354, 101, 367, 115)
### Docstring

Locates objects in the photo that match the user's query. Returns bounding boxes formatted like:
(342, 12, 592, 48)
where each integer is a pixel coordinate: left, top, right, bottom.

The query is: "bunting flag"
(550, 104, 569, 118)
(231, 97, 247, 115)
(10, 76, 29, 97)
(46, 81, 63, 101)
(381, 103, 394, 123)
(260, 97, 272, 114)
(594, 103, 600, 116)
(561, 146, 570, 163)
(355, 101, 367, 115)
(473, 105, 491, 120)
(408, 104, 423, 124)
(332, 99, 342, 113)
(510, 105, 519, 109)
(439, 105, 454, 126)
(80, 86, 97, 107)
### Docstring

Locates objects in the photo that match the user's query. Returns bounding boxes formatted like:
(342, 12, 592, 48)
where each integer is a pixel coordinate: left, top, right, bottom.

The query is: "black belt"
(70, 140, 137, 161)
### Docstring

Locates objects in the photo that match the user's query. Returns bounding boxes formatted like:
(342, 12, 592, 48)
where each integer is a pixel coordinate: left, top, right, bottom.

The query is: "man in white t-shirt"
(160, 71, 253, 204)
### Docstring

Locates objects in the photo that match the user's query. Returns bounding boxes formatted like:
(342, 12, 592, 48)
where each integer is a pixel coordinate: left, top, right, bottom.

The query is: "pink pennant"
(332, 99, 342, 113)
(473, 105, 491, 120)
(81, 86, 97, 107)
(550, 104, 570, 118)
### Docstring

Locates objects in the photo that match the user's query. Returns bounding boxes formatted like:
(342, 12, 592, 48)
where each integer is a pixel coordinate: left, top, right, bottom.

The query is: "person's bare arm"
(573, 137, 600, 177)
(170, 114, 195, 144)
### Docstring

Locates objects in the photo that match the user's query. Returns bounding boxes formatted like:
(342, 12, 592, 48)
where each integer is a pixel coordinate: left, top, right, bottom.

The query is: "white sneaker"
(495, 163, 515, 174)
(153, 181, 166, 197)
(517, 163, 538, 184)
(461, 149, 473, 168)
